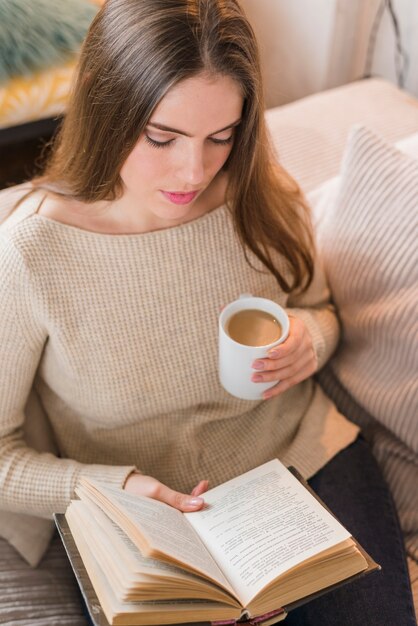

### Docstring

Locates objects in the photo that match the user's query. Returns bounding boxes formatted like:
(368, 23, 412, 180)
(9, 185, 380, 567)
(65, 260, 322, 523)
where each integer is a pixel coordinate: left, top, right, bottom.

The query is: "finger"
(269, 335, 299, 359)
(191, 480, 209, 497)
(268, 323, 306, 358)
(268, 318, 306, 359)
(154, 483, 205, 511)
(252, 350, 315, 383)
(252, 329, 304, 371)
(263, 363, 315, 399)
(253, 342, 306, 372)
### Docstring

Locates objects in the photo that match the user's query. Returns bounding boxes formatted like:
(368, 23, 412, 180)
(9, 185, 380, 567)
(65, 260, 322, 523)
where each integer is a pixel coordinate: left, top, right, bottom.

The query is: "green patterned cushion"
(0, 0, 98, 84)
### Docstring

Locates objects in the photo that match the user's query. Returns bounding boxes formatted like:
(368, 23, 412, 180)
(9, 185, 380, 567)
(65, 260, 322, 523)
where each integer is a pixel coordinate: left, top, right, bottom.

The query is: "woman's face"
(119, 73, 244, 230)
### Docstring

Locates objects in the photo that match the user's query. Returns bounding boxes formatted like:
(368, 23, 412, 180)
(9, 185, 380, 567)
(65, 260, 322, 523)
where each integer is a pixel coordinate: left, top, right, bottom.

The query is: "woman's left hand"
(251, 316, 317, 399)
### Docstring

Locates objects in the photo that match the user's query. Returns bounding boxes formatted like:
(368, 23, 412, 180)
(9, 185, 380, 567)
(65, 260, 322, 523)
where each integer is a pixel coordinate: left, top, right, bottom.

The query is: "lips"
(161, 190, 199, 205)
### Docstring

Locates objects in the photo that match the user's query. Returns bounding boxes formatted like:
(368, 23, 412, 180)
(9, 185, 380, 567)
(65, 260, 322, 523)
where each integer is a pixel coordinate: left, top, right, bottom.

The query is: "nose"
(178, 142, 205, 186)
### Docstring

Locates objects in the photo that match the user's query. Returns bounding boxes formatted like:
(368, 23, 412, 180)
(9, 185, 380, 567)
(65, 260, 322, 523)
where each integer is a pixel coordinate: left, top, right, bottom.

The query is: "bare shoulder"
(36, 192, 112, 232)
(37, 193, 85, 225)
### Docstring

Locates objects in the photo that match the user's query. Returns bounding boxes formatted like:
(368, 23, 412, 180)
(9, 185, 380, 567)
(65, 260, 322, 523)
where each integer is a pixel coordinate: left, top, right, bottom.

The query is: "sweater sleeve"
(0, 235, 136, 519)
(286, 253, 340, 370)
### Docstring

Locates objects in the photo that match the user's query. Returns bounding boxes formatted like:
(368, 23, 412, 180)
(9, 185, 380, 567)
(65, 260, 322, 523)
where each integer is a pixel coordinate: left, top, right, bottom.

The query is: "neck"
(92, 171, 229, 234)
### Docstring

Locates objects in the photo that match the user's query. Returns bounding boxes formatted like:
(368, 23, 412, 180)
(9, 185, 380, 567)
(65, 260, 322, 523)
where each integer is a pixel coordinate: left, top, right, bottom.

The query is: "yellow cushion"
(0, 59, 76, 129)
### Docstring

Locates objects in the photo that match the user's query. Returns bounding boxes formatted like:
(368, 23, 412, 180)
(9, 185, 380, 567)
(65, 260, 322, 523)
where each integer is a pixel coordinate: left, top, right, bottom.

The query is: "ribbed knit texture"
(315, 126, 418, 562)
(0, 188, 358, 528)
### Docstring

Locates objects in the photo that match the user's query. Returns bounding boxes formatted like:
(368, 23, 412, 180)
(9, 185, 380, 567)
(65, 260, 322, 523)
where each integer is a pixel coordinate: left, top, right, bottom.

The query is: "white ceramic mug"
(219, 294, 290, 400)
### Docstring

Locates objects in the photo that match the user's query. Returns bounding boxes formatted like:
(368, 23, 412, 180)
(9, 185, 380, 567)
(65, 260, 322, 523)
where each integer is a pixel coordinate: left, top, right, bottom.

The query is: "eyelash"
(144, 135, 234, 149)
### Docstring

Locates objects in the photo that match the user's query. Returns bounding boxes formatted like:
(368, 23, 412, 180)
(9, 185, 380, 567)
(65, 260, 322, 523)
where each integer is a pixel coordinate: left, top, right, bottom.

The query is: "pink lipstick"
(161, 190, 199, 205)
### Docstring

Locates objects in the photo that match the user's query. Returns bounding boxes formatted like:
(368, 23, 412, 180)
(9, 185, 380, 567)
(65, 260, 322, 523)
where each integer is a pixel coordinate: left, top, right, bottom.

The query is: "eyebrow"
(147, 118, 242, 137)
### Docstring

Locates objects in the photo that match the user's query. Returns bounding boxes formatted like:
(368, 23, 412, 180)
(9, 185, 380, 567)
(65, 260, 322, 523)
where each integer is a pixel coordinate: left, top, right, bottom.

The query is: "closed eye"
(144, 134, 234, 149)
(145, 136, 173, 149)
(209, 136, 234, 145)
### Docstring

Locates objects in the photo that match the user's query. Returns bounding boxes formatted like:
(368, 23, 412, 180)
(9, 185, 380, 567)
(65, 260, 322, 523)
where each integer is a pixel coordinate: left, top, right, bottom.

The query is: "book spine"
(211, 608, 286, 625)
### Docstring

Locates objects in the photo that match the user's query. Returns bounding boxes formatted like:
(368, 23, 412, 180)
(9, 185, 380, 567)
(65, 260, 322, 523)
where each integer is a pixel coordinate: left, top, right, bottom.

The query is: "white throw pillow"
(315, 125, 418, 454)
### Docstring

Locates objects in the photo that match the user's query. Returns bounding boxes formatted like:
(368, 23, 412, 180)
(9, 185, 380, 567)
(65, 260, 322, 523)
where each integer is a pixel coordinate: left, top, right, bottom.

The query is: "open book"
(56, 459, 379, 626)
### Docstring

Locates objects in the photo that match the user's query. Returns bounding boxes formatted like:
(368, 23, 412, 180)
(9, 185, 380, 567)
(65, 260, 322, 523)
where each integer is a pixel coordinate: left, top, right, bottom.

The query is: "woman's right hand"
(123, 473, 208, 512)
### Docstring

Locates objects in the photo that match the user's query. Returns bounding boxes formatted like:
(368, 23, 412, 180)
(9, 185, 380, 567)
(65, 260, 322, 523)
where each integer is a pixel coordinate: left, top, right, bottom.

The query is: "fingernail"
(253, 360, 264, 370)
(269, 350, 279, 358)
(188, 497, 203, 506)
(252, 374, 263, 382)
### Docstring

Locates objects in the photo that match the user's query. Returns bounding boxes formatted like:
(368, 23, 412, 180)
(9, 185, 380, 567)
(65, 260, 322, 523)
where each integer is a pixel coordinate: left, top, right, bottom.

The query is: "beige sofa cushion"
(316, 125, 418, 452)
(266, 78, 418, 193)
(314, 125, 418, 565)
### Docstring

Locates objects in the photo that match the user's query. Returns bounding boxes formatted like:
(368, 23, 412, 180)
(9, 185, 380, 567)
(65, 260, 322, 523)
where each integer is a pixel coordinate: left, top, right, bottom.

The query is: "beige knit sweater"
(0, 190, 358, 519)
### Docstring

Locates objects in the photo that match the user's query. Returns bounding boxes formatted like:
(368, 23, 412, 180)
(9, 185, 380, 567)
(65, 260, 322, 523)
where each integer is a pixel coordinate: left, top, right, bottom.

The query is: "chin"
(154, 205, 195, 224)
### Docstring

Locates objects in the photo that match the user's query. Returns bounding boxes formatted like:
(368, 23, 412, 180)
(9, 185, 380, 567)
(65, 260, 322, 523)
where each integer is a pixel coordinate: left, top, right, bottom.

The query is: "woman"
(0, 0, 415, 624)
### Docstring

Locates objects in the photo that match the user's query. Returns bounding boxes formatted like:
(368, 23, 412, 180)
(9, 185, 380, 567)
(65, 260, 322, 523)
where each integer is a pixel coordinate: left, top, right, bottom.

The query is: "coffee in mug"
(226, 309, 283, 347)
(219, 295, 289, 400)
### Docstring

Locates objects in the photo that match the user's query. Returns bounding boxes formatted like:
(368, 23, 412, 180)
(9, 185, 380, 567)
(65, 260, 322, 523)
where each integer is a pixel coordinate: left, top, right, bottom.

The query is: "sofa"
(267, 77, 418, 615)
(0, 77, 416, 624)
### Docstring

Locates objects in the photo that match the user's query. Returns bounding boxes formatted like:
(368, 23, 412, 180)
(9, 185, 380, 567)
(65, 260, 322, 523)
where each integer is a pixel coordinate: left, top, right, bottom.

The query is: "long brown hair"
(35, 0, 314, 293)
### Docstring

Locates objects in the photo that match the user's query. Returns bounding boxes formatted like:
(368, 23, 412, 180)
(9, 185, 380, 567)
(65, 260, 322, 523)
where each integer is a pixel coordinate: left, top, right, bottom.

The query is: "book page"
(63, 510, 239, 625)
(69, 501, 238, 606)
(184, 459, 351, 607)
(80, 498, 207, 579)
(79, 480, 234, 594)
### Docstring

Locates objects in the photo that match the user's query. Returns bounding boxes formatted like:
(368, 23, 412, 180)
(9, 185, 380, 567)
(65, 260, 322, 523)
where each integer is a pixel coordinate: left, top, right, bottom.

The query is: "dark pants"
(284, 437, 417, 626)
